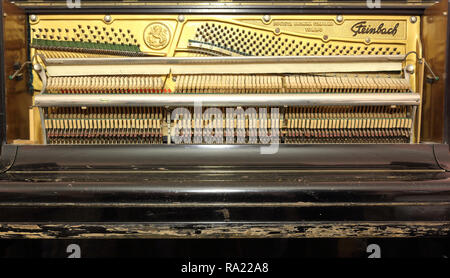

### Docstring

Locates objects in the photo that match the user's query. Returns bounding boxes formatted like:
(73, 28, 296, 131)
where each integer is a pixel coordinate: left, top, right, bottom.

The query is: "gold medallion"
(144, 22, 171, 50)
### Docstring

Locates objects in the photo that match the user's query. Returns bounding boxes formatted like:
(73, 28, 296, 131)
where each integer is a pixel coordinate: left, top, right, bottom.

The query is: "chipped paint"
(0, 222, 449, 239)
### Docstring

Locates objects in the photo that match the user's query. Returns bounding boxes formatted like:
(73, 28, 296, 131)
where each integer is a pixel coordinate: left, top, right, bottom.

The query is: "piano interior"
(7, 13, 428, 145)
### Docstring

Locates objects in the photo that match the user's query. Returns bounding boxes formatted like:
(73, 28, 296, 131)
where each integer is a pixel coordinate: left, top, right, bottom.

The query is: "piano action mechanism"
(25, 14, 423, 146)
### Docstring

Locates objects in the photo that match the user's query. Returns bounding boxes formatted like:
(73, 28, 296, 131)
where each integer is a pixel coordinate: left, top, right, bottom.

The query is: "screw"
(33, 64, 42, 72)
(104, 15, 112, 23)
(262, 15, 271, 23)
(410, 16, 417, 24)
(323, 35, 329, 40)
(365, 37, 371, 44)
(336, 15, 343, 23)
(30, 14, 38, 22)
(405, 64, 414, 74)
(178, 15, 185, 22)
(274, 27, 280, 34)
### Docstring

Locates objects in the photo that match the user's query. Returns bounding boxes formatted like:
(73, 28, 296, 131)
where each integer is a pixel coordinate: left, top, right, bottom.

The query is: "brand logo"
(144, 22, 171, 50)
(351, 21, 399, 37)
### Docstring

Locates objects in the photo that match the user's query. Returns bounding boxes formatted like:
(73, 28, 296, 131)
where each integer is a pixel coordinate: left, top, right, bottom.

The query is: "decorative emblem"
(144, 22, 171, 50)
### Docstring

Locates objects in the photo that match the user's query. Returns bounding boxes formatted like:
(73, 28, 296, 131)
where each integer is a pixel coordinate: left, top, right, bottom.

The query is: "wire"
(8, 54, 47, 80)
(8, 61, 32, 80)
(403, 51, 439, 81)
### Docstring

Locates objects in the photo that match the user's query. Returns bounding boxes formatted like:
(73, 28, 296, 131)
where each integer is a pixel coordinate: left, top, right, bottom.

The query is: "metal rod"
(44, 55, 406, 66)
(34, 93, 421, 108)
(410, 106, 418, 143)
(42, 55, 404, 77)
(38, 107, 47, 145)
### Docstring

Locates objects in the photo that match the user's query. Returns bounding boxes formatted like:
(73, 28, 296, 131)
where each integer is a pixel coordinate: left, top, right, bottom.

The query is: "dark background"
(0, 238, 449, 258)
